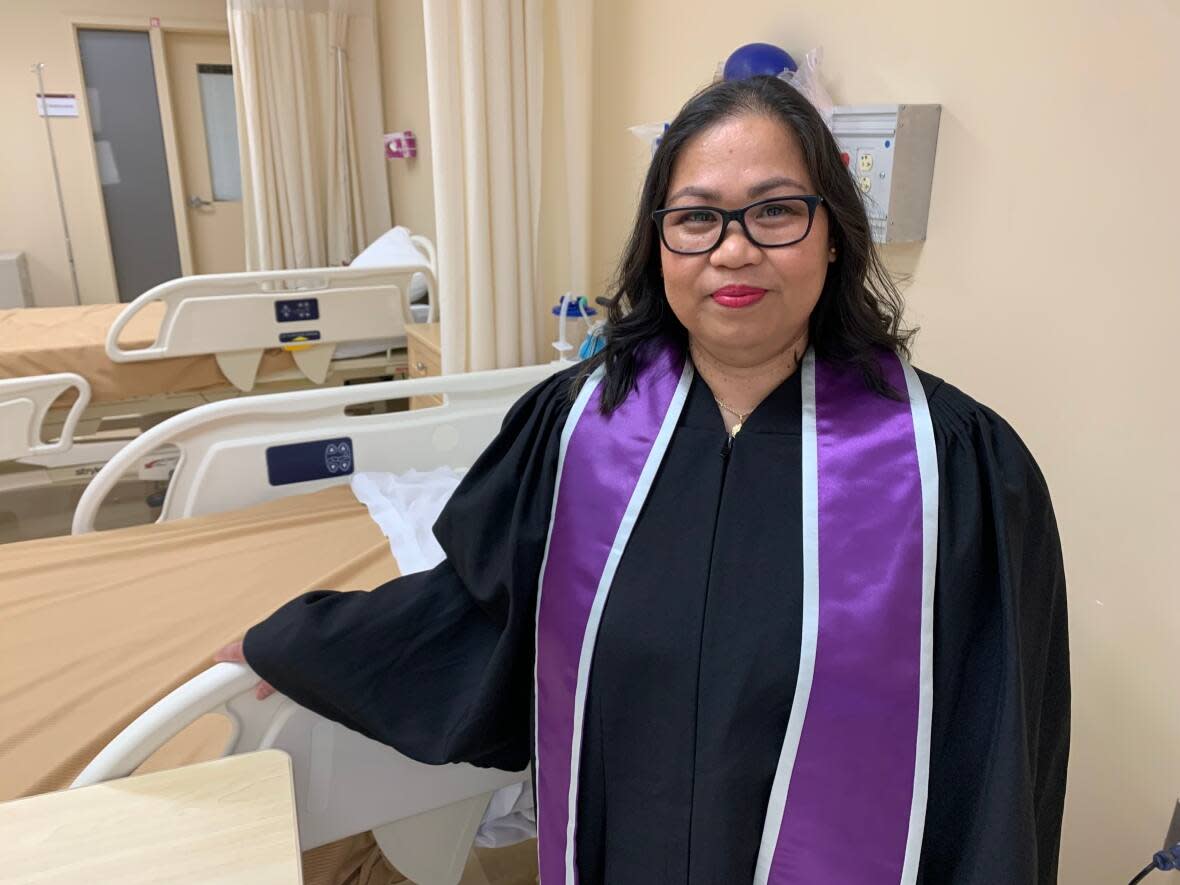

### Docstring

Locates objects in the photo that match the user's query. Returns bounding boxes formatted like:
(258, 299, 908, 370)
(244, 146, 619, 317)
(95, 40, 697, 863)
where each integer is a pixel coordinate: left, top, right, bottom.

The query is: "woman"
(222, 76, 1069, 884)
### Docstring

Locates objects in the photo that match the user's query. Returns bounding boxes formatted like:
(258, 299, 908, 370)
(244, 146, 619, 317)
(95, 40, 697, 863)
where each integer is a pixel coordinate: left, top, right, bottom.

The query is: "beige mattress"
(0, 304, 297, 404)
(0, 483, 537, 884)
(0, 484, 394, 799)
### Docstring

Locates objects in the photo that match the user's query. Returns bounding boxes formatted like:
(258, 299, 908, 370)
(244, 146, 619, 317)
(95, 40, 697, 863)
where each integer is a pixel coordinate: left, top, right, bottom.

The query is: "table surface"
(0, 750, 303, 884)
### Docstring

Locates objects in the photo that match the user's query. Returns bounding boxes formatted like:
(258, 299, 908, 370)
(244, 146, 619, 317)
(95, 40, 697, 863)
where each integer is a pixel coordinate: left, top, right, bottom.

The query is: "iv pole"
(32, 62, 82, 305)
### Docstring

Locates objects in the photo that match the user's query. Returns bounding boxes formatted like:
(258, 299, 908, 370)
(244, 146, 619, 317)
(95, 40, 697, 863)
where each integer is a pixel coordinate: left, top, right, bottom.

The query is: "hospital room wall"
(590, 2, 1180, 882)
(377, 0, 436, 244)
(0, 0, 229, 307)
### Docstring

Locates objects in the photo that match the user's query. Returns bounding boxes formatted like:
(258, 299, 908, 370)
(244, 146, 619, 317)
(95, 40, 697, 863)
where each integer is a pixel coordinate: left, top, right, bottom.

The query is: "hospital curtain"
(553, 0, 592, 321)
(424, 0, 591, 373)
(228, 0, 391, 270)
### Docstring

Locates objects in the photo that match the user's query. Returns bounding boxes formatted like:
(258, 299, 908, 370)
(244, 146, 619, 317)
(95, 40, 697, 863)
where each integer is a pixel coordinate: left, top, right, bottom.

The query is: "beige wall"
(377, 0, 436, 243)
(0, 0, 228, 306)
(592, 1, 1180, 881)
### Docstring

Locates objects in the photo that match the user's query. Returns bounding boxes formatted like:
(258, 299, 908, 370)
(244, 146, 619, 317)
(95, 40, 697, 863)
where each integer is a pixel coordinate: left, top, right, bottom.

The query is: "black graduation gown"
(244, 361, 1070, 884)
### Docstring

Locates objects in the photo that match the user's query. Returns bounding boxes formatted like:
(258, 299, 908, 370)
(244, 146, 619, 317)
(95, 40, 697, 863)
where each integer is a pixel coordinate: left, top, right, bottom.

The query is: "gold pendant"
(730, 422, 742, 436)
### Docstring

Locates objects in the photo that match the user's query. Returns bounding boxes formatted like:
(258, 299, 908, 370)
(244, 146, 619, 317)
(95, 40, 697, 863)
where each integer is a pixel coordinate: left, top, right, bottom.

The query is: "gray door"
(77, 29, 182, 302)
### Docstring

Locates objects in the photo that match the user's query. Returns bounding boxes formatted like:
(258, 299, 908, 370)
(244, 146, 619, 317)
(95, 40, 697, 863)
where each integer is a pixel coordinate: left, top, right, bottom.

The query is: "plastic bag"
(630, 47, 834, 152)
(780, 47, 835, 129)
(628, 121, 670, 156)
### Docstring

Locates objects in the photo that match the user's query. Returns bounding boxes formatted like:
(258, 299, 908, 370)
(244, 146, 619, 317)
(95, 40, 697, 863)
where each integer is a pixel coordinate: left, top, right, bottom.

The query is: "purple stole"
(534, 342, 938, 884)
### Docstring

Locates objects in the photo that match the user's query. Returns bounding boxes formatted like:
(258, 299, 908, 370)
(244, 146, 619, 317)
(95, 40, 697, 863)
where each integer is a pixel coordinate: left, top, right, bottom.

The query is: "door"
(77, 29, 183, 301)
(164, 31, 246, 275)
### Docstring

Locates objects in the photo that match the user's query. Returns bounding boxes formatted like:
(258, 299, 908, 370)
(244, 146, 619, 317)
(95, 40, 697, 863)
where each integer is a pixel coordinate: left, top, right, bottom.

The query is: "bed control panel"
(266, 436, 353, 486)
(275, 297, 320, 323)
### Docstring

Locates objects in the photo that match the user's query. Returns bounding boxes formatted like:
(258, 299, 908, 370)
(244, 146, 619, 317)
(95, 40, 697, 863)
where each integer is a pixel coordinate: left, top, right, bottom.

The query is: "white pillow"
(351, 226, 421, 267)
(350, 227, 430, 304)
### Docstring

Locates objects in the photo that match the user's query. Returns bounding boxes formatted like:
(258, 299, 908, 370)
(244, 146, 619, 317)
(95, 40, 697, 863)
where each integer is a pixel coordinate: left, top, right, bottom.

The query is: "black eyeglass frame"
(651, 194, 826, 255)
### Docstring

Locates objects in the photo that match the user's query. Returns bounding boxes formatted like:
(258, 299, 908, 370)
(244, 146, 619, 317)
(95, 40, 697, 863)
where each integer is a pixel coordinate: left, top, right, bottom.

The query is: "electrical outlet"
(858, 175, 872, 193)
(858, 151, 874, 172)
(1165, 800, 1180, 849)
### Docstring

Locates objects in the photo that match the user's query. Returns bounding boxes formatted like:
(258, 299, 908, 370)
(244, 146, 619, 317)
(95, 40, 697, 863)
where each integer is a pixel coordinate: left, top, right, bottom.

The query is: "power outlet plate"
(1165, 800, 1180, 850)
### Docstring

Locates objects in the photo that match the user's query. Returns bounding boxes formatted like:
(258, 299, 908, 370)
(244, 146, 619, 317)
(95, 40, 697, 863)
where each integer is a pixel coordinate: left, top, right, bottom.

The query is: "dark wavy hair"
(581, 75, 915, 412)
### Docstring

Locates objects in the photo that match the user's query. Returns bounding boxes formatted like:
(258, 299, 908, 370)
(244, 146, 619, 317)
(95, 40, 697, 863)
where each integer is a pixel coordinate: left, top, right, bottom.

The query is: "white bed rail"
(0, 373, 91, 461)
(408, 234, 439, 323)
(72, 363, 563, 534)
(72, 662, 526, 883)
(107, 261, 435, 391)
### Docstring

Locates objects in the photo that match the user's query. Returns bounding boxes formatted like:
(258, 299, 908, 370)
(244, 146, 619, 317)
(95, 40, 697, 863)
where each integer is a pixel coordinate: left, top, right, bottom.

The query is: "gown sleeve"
(917, 373, 1070, 885)
(242, 369, 576, 771)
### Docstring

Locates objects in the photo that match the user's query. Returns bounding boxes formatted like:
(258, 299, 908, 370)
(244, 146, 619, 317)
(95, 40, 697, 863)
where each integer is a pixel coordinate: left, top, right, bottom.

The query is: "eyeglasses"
(652, 195, 825, 255)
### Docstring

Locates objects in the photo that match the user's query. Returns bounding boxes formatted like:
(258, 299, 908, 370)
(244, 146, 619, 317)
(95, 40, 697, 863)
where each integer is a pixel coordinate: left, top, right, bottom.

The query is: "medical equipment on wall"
(723, 42, 797, 80)
(629, 43, 941, 244)
(831, 104, 942, 244)
(551, 293, 601, 363)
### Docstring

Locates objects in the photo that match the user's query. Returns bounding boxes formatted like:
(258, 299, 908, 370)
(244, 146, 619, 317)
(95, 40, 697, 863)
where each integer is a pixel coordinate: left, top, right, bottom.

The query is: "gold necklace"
(713, 396, 751, 437)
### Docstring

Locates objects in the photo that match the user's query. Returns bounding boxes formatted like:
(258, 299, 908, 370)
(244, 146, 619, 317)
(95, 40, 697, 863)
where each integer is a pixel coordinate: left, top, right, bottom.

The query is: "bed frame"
(73, 362, 563, 534)
(0, 373, 91, 463)
(0, 233, 437, 471)
(107, 255, 433, 392)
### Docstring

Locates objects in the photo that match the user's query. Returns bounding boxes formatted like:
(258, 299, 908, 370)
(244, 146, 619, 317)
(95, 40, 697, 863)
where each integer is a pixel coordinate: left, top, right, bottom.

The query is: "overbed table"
(0, 749, 303, 883)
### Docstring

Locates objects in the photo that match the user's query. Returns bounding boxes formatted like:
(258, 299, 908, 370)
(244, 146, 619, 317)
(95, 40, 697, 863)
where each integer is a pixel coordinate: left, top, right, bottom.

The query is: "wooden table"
(0, 750, 302, 884)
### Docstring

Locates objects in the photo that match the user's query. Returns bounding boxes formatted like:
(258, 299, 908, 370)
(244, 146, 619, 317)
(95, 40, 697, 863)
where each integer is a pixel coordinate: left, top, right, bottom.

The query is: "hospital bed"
(0, 364, 558, 884)
(0, 227, 437, 542)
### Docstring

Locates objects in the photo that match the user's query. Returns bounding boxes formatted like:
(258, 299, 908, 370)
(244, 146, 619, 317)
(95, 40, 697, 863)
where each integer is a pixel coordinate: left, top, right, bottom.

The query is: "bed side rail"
(107, 261, 435, 391)
(72, 363, 562, 534)
(0, 373, 91, 461)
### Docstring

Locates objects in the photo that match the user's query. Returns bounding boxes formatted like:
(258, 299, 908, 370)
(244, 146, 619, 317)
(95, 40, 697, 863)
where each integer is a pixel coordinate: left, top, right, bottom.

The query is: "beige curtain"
(229, 0, 390, 270)
(553, 1, 592, 302)
(422, 0, 545, 372)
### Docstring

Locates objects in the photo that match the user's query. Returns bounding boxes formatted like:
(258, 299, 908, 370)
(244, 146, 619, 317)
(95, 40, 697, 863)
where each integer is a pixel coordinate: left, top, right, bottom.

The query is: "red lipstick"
(711, 284, 767, 309)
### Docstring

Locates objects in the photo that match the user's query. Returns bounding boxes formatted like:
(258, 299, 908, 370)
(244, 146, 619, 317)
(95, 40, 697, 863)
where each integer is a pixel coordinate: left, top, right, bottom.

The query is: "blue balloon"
(723, 43, 797, 81)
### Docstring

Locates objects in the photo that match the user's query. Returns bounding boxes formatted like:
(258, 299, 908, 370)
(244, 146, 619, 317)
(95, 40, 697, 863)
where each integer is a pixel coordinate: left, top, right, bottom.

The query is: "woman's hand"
(213, 640, 276, 700)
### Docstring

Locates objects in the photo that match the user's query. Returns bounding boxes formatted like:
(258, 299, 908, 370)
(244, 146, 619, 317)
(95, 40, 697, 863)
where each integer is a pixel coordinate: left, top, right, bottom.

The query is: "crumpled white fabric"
(351, 469, 459, 574)
(472, 780, 536, 849)
(350, 469, 537, 848)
